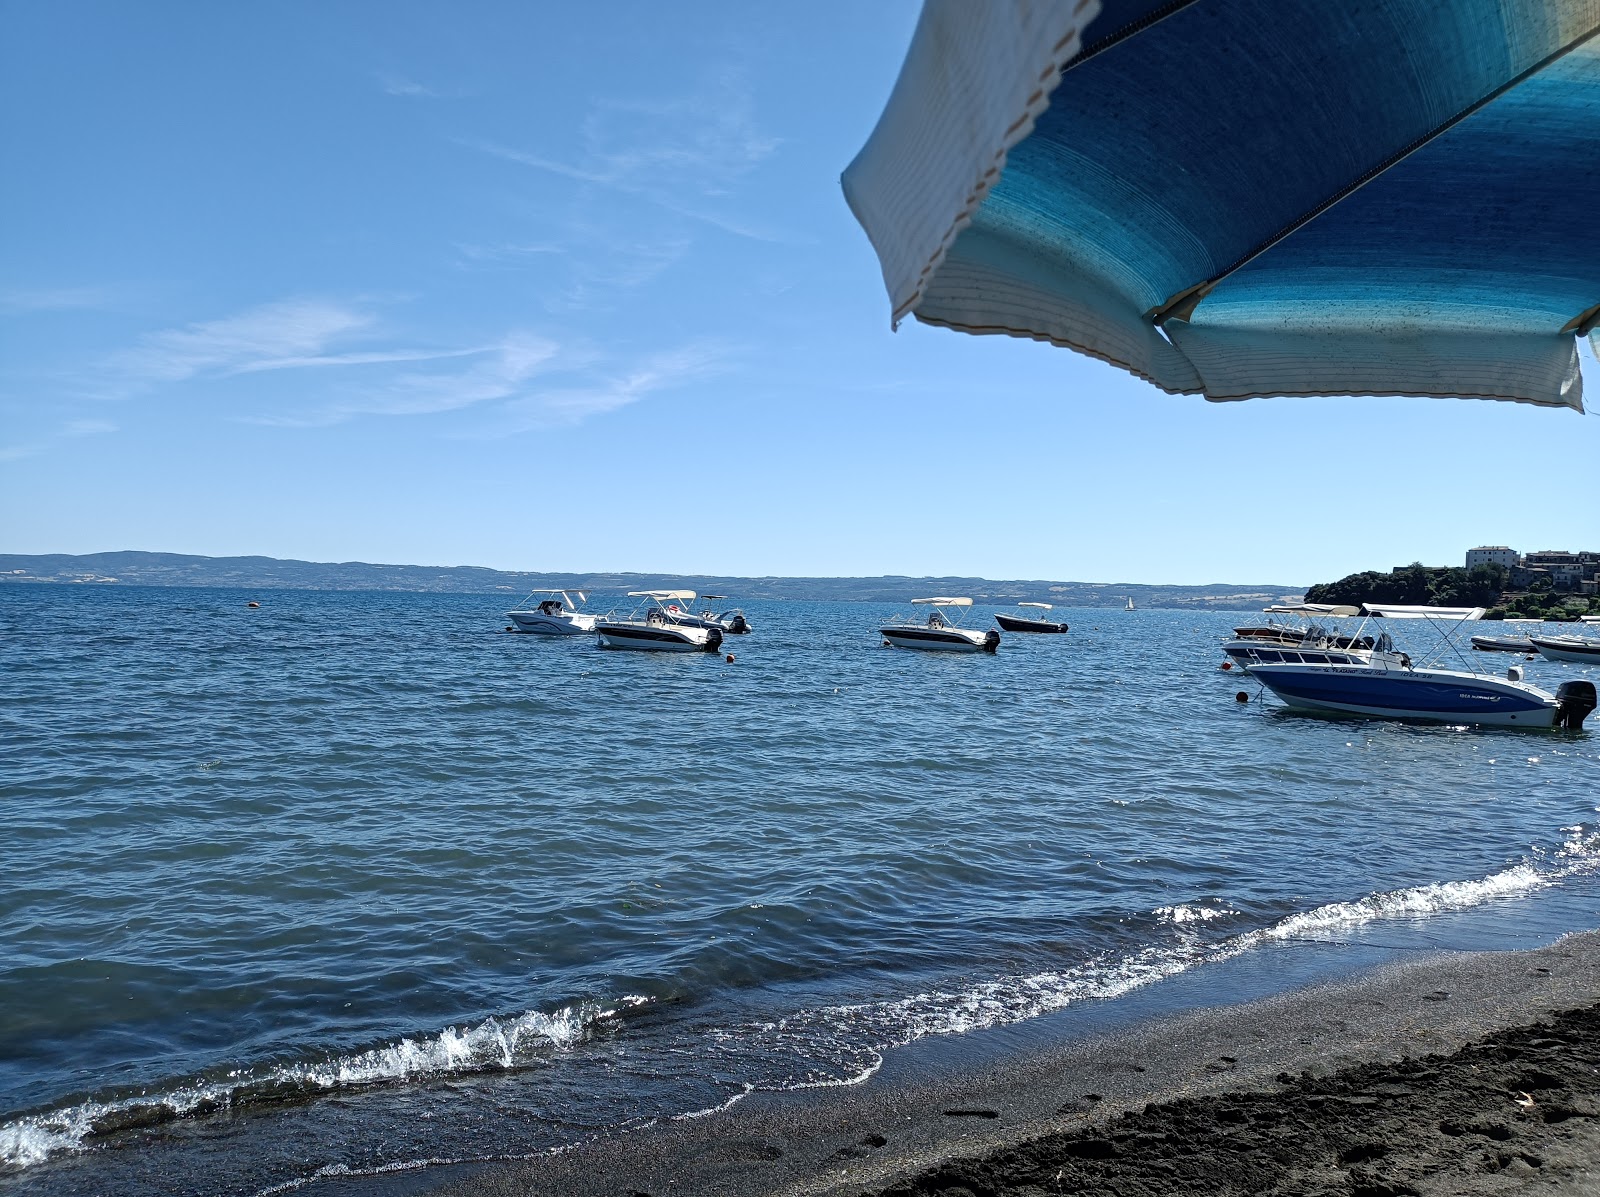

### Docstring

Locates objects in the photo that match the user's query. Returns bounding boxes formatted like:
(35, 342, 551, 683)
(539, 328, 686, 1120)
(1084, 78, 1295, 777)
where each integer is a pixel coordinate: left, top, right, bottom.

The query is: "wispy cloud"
(0, 286, 120, 314)
(0, 417, 117, 462)
(245, 333, 562, 427)
(378, 72, 450, 99)
(114, 299, 378, 385)
(454, 241, 566, 264)
(63, 419, 117, 437)
(502, 342, 730, 428)
(89, 298, 722, 433)
(464, 70, 784, 242)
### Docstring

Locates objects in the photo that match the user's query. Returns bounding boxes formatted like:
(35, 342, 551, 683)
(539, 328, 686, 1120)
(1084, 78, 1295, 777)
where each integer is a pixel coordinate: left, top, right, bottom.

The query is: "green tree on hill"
(1305, 562, 1507, 608)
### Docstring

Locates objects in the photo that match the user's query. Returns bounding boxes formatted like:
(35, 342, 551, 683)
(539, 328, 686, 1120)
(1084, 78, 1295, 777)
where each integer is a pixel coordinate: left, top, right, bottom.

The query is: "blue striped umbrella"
(844, 0, 1600, 410)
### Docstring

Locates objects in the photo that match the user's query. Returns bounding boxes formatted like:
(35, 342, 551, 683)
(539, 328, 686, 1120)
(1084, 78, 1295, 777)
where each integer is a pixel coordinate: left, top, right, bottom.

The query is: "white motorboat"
(506, 590, 596, 635)
(1222, 623, 1379, 671)
(1262, 602, 1362, 617)
(595, 592, 724, 653)
(1241, 605, 1595, 729)
(881, 598, 1000, 653)
(1531, 635, 1600, 664)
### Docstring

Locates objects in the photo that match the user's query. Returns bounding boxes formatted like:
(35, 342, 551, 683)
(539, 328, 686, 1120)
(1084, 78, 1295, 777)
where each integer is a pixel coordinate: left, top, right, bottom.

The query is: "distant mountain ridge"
(0, 551, 1305, 610)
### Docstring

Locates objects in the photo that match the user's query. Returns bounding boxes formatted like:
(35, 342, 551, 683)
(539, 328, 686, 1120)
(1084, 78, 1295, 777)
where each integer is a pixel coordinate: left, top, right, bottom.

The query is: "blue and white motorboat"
(1239, 605, 1595, 730)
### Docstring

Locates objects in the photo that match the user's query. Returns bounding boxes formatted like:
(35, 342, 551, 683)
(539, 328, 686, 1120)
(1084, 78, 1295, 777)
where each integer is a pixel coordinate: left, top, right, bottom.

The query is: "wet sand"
(373, 931, 1600, 1197)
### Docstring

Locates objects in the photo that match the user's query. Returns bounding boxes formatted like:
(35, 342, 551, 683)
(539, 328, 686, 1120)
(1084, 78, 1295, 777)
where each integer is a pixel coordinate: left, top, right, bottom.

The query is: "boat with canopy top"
(993, 602, 1069, 634)
(1241, 605, 1594, 729)
(594, 592, 724, 653)
(881, 598, 1000, 653)
(505, 590, 596, 636)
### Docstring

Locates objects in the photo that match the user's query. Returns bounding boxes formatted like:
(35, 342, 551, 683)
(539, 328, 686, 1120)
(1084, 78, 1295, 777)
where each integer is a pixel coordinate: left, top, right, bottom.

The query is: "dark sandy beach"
(366, 931, 1600, 1197)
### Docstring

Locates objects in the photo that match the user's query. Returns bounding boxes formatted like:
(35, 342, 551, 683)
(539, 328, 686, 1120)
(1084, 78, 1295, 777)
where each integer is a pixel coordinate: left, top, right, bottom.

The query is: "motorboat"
(695, 595, 752, 635)
(881, 598, 1000, 653)
(1471, 633, 1538, 653)
(1262, 602, 1362, 617)
(1531, 635, 1600, 664)
(1223, 621, 1376, 669)
(993, 602, 1068, 634)
(1243, 605, 1595, 729)
(595, 593, 724, 653)
(506, 590, 597, 635)
(625, 591, 751, 635)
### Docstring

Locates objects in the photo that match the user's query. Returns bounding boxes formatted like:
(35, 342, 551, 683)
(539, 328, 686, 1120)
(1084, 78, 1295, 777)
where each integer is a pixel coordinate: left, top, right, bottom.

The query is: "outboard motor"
(1555, 680, 1597, 730)
(982, 628, 1001, 654)
(725, 613, 749, 635)
(703, 626, 725, 654)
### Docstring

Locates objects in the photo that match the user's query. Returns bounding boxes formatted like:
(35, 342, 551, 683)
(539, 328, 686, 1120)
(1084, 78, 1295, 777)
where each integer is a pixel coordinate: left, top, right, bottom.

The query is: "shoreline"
(369, 930, 1600, 1197)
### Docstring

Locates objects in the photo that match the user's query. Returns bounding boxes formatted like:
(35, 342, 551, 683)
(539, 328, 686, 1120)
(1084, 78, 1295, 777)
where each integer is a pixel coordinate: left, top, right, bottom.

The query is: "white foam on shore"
(0, 997, 643, 1170)
(9, 827, 1600, 1172)
(766, 825, 1600, 1070)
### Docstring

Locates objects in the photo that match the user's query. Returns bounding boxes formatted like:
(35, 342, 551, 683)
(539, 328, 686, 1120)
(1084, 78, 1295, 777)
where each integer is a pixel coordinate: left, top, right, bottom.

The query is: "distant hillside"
(0, 552, 1305, 610)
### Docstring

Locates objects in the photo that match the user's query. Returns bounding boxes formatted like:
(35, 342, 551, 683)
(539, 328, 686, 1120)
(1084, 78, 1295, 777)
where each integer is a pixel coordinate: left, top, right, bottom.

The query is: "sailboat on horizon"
(1124, 597, 1135, 611)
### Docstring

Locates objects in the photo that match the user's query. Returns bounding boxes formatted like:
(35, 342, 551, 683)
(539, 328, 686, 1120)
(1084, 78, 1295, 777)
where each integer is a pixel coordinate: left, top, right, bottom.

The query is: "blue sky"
(3, 2, 1596, 586)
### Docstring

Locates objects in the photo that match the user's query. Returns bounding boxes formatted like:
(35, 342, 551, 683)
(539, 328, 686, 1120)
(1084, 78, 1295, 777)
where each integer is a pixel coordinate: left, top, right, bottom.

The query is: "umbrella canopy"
(843, 0, 1600, 411)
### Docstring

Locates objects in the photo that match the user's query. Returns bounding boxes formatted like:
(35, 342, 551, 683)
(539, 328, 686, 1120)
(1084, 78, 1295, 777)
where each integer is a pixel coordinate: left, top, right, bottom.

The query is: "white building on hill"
(1465, 546, 1519, 571)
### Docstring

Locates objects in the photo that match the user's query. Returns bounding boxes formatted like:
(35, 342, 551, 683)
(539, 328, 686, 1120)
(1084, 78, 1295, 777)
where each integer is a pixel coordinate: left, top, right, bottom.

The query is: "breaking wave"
(7, 825, 1598, 1173)
(0, 998, 643, 1170)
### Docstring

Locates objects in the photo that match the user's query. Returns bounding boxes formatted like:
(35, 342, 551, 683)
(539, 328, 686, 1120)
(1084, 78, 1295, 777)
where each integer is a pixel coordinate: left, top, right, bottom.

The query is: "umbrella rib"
(1560, 301, 1600, 338)
(1067, 0, 1202, 70)
(1147, 20, 1600, 327)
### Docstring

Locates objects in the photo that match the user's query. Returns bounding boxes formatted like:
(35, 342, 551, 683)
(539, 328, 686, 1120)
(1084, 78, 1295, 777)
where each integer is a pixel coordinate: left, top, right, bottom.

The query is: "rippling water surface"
(3, 585, 1598, 1194)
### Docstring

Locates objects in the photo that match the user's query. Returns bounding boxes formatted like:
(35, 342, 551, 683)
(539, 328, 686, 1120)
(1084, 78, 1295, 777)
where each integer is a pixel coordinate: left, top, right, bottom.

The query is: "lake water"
(3, 585, 1598, 1195)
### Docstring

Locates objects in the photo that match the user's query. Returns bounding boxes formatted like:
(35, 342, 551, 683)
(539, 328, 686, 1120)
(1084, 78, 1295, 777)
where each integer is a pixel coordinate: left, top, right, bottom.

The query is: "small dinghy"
(993, 602, 1068, 634)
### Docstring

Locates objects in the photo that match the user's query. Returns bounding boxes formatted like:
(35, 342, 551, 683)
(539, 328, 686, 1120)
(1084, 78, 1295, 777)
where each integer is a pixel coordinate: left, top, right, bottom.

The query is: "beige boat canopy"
(628, 590, 697, 602)
(1361, 604, 1486, 620)
(912, 597, 973, 606)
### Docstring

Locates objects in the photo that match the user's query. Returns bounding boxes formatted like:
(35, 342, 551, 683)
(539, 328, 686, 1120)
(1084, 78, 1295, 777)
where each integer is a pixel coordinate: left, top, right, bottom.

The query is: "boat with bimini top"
(594, 592, 724, 653)
(506, 590, 596, 636)
(1242, 605, 1595, 729)
(693, 596, 752, 635)
(993, 602, 1068, 634)
(881, 598, 1000, 653)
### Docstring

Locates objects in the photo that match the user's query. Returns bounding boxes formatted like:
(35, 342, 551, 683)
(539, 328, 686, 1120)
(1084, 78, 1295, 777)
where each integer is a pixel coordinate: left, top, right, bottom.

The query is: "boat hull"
(880, 626, 995, 653)
(1471, 635, 1536, 653)
(507, 611, 597, 635)
(595, 622, 720, 652)
(1249, 663, 1558, 728)
(994, 613, 1068, 634)
(1532, 637, 1600, 664)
